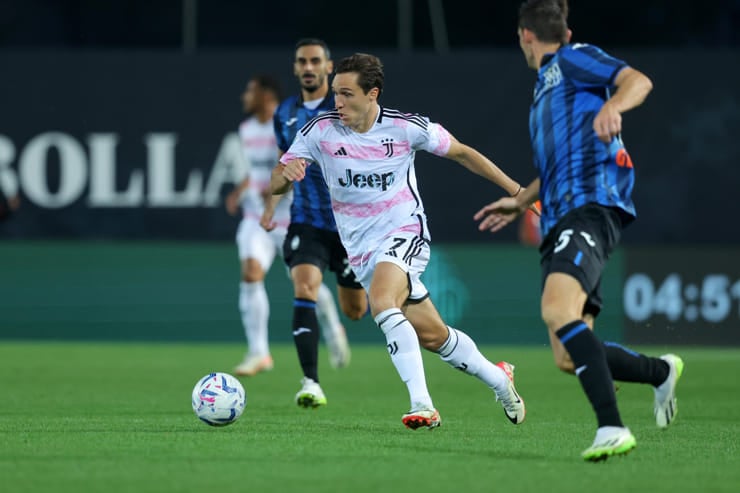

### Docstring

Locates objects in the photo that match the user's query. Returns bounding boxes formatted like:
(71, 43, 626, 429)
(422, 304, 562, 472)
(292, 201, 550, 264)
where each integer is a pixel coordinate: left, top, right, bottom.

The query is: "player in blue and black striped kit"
(262, 39, 367, 409)
(474, 0, 684, 461)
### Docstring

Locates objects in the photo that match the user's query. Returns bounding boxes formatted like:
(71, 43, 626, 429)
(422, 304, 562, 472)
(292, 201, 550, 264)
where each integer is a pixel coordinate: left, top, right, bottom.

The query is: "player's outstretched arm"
(281, 159, 308, 182)
(444, 137, 521, 197)
(260, 193, 283, 232)
(474, 178, 540, 233)
(226, 178, 250, 216)
(270, 163, 293, 195)
(270, 157, 309, 194)
(608, 67, 653, 113)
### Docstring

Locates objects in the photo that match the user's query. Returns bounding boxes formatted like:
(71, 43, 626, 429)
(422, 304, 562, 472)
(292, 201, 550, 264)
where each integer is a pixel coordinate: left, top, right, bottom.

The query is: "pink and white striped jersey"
(281, 106, 452, 260)
(239, 116, 291, 227)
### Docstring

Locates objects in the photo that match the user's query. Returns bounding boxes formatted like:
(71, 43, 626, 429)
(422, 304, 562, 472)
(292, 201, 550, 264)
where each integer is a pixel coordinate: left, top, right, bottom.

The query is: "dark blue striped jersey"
(274, 94, 338, 231)
(530, 43, 636, 237)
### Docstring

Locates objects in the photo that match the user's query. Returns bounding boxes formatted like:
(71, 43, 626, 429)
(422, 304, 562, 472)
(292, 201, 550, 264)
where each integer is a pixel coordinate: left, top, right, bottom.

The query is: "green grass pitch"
(1, 342, 738, 493)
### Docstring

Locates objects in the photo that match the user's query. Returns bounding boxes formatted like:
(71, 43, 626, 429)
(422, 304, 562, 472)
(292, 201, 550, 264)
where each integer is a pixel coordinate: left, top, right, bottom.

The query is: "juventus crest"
(381, 138, 394, 157)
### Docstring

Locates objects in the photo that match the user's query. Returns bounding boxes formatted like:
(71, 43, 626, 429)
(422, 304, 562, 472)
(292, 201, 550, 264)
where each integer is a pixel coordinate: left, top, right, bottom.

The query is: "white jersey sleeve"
(409, 119, 453, 157)
(280, 130, 320, 165)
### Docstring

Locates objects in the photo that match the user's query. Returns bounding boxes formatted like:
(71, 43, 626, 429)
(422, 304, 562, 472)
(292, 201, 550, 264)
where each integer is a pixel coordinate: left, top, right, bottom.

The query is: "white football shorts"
(236, 217, 287, 271)
(351, 232, 430, 302)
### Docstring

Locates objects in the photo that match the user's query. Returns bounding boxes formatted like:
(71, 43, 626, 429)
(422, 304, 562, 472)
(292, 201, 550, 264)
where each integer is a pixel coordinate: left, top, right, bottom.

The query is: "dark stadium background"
(2, 1, 739, 49)
(0, 0, 738, 345)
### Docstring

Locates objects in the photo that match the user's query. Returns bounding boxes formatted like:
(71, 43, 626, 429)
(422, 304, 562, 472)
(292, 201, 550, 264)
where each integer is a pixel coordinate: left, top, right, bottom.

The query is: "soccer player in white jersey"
(272, 53, 527, 429)
(226, 75, 349, 377)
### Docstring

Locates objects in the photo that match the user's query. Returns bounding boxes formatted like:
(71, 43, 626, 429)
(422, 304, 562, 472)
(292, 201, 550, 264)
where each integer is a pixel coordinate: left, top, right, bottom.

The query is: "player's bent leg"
(541, 274, 588, 333)
(370, 270, 441, 429)
(291, 263, 323, 300)
(437, 327, 525, 425)
(316, 283, 350, 369)
(337, 285, 368, 321)
(371, 265, 437, 428)
(316, 283, 341, 327)
(234, 258, 272, 376)
(548, 329, 576, 373)
(375, 306, 437, 428)
(406, 300, 525, 425)
(290, 264, 324, 405)
(544, 274, 629, 458)
(402, 298, 449, 351)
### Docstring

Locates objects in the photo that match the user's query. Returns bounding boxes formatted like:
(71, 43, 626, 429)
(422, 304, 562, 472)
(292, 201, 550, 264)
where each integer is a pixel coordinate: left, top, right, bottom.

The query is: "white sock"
(375, 308, 433, 410)
(316, 283, 342, 344)
(239, 281, 269, 357)
(438, 327, 508, 391)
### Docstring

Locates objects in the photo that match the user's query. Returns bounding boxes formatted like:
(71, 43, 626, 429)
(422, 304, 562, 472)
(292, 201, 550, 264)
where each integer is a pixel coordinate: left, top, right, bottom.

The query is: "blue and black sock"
(604, 341, 670, 386)
(556, 320, 622, 428)
(293, 298, 320, 382)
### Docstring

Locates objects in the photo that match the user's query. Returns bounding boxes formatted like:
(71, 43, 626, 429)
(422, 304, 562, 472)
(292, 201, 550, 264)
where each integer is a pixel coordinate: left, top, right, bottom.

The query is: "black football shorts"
(539, 204, 623, 317)
(283, 223, 362, 289)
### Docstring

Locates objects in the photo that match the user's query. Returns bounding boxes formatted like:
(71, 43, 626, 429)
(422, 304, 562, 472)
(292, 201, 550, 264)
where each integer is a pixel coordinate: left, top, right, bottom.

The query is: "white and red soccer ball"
(191, 372, 246, 426)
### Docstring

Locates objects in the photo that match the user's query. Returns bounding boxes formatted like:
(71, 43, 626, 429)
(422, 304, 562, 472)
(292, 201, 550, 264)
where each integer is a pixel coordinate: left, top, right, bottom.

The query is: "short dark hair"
(295, 38, 331, 60)
(335, 53, 384, 98)
(251, 74, 283, 101)
(518, 0, 569, 44)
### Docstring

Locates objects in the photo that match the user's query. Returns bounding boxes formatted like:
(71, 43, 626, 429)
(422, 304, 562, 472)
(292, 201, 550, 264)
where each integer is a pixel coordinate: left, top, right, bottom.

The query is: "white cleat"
(654, 354, 684, 428)
(402, 408, 441, 430)
(494, 362, 526, 424)
(295, 377, 327, 408)
(582, 426, 636, 462)
(233, 354, 274, 377)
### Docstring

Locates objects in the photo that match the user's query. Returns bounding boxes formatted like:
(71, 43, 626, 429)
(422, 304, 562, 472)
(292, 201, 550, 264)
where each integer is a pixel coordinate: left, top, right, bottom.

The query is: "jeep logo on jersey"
(338, 169, 395, 191)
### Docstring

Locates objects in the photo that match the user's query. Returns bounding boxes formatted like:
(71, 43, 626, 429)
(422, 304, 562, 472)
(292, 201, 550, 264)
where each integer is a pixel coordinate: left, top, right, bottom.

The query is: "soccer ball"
(191, 372, 246, 426)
